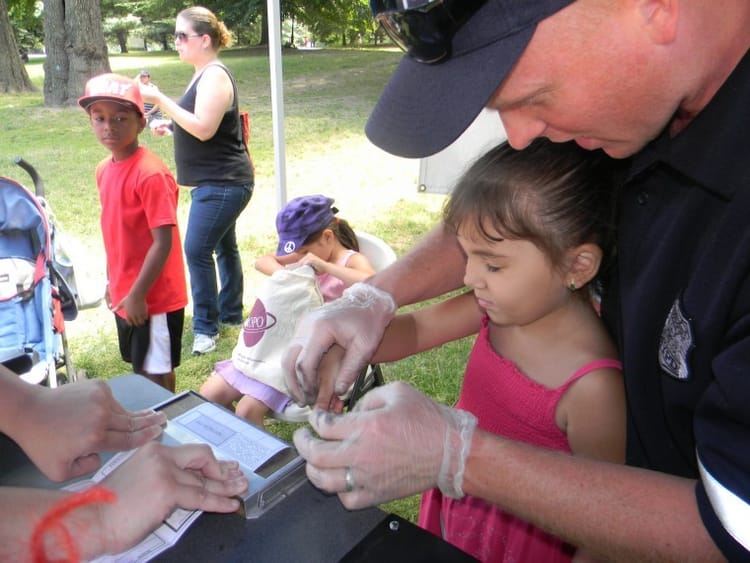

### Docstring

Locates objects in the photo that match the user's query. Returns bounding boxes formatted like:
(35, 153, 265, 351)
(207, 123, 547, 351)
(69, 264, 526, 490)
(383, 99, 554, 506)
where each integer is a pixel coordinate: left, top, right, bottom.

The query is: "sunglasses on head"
(370, 0, 487, 63)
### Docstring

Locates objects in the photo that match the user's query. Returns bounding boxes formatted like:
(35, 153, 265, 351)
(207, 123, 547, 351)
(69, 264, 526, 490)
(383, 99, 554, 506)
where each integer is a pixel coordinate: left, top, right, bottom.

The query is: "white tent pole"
(267, 0, 287, 211)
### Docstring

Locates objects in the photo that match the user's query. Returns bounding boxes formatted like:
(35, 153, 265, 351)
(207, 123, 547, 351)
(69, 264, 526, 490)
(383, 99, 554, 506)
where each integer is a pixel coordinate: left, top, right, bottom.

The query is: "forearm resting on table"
(465, 430, 722, 561)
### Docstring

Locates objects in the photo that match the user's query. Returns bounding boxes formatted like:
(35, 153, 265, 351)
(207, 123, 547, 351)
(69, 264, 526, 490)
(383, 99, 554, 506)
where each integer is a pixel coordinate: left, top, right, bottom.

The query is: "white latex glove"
(283, 282, 397, 407)
(293, 381, 477, 509)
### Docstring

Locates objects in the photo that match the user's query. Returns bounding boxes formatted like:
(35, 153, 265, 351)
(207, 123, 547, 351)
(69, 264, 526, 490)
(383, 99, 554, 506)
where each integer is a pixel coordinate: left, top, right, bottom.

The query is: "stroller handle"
(13, 157, 45, 197)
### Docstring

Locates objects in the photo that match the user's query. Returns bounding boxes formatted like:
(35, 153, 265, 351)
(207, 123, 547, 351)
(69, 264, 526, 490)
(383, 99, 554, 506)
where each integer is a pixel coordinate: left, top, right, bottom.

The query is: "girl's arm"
(560, 366, 626, 563)
(373, 290, 482, 363)
(254, 253, 299, 276)
(312, 291, 481, 413)
(300, 251, 375, 287)
(562, 366, 626, 464)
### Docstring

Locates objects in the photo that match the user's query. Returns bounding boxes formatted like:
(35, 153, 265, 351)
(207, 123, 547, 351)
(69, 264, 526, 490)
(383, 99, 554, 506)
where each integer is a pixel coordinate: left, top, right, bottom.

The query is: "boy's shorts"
(115, 310, 184, 374)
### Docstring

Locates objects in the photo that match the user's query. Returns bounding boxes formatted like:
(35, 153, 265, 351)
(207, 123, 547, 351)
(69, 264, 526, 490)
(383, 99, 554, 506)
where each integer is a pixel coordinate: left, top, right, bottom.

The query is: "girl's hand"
(298, 252, 325, 273)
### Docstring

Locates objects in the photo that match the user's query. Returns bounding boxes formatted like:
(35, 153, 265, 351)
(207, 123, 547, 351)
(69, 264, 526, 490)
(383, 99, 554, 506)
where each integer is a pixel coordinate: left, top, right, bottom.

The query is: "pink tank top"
(418, 315, 622, 562)
(316, 249, 356, 302)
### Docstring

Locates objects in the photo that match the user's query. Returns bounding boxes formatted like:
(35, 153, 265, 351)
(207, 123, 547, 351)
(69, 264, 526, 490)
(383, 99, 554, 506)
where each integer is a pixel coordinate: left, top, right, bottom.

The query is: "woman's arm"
(149, 66, 234, 141)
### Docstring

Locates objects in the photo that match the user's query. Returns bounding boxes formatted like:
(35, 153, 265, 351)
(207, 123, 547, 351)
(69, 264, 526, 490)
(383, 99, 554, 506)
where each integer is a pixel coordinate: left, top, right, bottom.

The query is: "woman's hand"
(148, 118, 173, 136)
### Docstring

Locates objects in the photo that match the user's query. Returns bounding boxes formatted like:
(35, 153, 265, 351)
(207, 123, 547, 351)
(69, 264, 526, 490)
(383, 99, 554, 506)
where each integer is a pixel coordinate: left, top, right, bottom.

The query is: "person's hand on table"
(13, 379, 167, 482)
(91, 441, 248, 558)
(293, 382, 477, 509)
(283, 283, 397, 407)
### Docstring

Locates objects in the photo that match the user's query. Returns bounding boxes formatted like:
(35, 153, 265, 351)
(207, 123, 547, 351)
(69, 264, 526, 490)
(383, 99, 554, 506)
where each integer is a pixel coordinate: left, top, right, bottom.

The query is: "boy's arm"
(112, 225, 173, 326)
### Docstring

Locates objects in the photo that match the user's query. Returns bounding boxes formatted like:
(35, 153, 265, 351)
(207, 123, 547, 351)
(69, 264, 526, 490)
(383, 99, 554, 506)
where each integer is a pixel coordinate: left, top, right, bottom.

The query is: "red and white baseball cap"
(78, 73, 145, 117)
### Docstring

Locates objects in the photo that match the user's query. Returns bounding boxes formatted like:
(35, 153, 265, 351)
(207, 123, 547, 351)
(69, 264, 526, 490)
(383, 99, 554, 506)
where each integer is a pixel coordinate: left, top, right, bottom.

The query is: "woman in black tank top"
(142, 6, 254, 356)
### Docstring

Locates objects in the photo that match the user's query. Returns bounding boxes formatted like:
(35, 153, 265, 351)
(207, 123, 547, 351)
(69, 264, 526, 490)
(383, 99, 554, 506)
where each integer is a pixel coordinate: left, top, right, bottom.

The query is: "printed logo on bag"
(658, 296, 694, 380)
(242, 298, 277, 347)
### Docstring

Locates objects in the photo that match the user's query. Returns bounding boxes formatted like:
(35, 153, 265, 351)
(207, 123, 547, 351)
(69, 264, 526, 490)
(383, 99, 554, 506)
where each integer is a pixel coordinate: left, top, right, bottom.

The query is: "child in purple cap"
(79, 73, 188, 392)
(200, 195, 375, 426)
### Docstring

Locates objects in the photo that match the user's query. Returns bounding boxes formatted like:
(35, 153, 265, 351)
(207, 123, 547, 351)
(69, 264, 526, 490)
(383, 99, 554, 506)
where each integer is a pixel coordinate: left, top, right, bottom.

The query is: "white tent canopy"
(267, 0, 287, 211)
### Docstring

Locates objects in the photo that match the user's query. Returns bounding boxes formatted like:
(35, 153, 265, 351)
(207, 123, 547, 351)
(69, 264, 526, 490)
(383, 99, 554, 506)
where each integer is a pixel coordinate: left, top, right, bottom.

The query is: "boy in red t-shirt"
(79, 73, 188, 391)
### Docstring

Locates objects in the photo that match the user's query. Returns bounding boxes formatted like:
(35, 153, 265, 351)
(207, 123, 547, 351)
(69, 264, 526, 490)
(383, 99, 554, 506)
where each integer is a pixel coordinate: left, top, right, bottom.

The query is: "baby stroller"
(0, 158, 83, 387)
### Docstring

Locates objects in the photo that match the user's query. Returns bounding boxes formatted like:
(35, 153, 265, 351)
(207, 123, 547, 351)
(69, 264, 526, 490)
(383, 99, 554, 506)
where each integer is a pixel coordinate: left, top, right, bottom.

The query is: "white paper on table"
(64, 400, 290, 561)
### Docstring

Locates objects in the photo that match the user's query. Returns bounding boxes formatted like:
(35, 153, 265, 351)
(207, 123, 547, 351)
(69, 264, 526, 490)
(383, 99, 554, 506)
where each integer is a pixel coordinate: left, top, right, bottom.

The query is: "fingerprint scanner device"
(153, 390, 307, 519)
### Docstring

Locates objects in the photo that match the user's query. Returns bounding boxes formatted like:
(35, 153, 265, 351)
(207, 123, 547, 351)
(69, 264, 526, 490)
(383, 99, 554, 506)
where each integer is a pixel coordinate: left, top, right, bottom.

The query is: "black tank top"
(173, 63, 253, 187)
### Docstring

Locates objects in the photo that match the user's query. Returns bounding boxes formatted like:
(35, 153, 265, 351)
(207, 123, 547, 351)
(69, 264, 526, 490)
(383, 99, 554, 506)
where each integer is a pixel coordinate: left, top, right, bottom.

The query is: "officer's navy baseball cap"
(78, 73, 145, 117)
(365, 0, 575, 158)
(276, 195, 338, 256)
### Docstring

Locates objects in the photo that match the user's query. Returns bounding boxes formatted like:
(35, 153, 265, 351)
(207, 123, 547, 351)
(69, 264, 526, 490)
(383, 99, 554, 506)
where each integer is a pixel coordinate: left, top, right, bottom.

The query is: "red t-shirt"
(96, 146, 187, 318)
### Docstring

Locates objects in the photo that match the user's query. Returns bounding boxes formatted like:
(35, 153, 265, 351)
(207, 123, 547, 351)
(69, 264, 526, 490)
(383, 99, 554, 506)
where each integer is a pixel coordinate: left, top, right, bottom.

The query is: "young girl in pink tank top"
(200, 194, 375, 426)
(368, 139, 626, 562)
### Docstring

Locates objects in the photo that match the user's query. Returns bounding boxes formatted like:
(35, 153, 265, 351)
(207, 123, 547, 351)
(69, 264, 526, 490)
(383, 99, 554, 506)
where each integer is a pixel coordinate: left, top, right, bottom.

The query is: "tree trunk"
(43, 0, 110, 107)
(116, 30, 128, 54)
(0, 0, 36, 93)
(258, 3, 268, 46)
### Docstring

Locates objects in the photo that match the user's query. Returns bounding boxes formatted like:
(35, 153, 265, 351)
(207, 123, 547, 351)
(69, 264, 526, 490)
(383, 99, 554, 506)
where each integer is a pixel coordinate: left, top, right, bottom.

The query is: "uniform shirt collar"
(628, 48, 750, 200)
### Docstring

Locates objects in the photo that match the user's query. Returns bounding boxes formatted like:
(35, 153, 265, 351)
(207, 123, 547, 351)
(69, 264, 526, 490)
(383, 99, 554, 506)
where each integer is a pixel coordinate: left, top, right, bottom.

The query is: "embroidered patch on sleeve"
(659, 297, 695, 380)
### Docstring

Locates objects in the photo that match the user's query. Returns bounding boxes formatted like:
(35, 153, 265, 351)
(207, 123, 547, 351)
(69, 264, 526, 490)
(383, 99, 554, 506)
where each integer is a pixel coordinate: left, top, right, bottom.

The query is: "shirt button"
(636, 191, 649, 205)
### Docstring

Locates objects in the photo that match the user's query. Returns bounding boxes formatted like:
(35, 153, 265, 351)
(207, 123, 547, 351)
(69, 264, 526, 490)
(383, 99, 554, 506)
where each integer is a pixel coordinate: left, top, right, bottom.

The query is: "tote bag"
(232, 264, 323, 393)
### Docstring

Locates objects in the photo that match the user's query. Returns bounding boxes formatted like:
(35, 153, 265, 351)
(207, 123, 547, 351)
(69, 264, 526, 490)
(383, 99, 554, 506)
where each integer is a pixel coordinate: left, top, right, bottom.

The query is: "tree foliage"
(2, 0, 387, 102)
(8, 0, 44, 52)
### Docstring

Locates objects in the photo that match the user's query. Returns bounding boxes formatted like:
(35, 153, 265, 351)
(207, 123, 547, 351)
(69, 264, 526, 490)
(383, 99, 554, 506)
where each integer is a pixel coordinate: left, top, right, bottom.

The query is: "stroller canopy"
(0, 178, 49, 263)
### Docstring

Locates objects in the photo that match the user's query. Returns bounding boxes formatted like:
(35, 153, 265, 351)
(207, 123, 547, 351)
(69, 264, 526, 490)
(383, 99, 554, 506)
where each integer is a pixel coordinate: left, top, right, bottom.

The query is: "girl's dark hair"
(303, 215, 360, 252)
(443, 138, 620, 285)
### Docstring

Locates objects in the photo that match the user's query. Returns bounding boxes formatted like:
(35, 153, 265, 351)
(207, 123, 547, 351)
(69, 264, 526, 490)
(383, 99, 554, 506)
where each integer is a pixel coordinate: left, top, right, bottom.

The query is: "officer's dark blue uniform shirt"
(602, 49, 750, 560)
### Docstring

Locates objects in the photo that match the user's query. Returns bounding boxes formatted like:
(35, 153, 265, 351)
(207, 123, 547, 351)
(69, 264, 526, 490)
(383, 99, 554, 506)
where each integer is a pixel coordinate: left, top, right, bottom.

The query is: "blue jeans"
(184, 183, 253, 336)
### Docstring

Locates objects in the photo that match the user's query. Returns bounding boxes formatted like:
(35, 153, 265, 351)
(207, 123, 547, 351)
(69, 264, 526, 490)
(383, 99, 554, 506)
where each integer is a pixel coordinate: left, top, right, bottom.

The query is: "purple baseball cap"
(276, 195, 337, 255)
(365, 0, 574, 158)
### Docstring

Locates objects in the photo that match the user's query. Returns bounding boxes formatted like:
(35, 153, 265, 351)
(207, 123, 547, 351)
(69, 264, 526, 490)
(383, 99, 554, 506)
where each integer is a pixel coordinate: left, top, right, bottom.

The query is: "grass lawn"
(0, 47, 473, 522)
